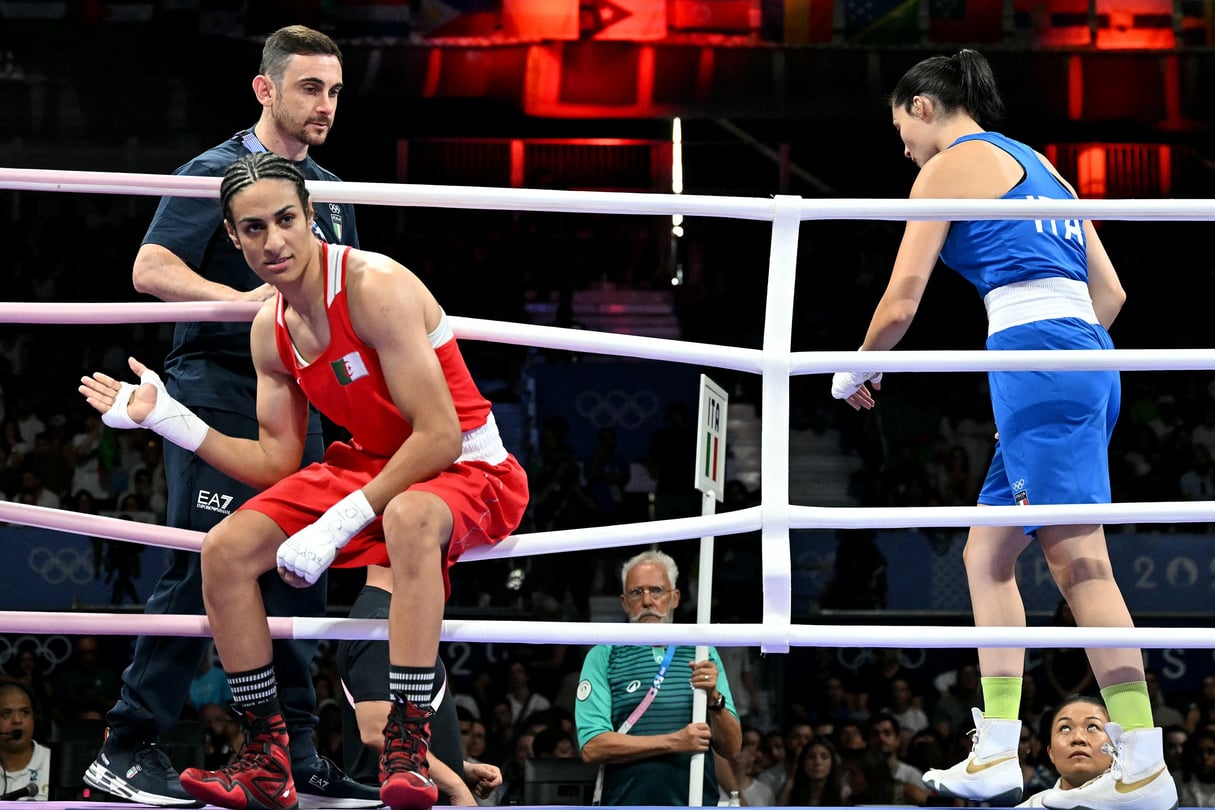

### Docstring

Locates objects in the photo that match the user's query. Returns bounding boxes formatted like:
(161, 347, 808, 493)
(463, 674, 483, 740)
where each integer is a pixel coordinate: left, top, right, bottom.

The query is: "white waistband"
(983, 277, 1098, 336)
(458, 411, 508, 465)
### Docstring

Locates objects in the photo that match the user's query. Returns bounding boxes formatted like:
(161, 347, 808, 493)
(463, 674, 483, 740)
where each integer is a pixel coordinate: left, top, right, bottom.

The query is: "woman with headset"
(0, 681, 49, 801)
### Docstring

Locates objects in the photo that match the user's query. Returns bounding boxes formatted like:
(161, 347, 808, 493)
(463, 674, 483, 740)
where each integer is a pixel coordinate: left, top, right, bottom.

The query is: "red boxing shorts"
(241, 440, 529, 596)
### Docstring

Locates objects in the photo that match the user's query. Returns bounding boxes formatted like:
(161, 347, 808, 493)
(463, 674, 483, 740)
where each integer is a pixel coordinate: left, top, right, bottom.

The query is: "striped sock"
(1102, 680, 1153, 731)
(980, 676, 1023, 720)
(389, 665, 434, 707)
(227, 664, 278, 713)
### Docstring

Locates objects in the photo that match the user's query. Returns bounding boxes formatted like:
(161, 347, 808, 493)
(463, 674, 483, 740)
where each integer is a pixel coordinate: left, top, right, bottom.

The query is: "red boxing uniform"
(242, 244, 528, 592)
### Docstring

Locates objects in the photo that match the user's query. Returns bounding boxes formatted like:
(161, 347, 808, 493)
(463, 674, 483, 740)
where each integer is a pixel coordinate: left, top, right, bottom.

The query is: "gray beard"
(628, 611, 674, 624)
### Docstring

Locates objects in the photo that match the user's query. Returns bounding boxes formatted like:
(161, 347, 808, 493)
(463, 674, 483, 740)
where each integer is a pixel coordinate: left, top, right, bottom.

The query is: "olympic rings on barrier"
(837, 646, 927, 673)
(0, 635, 73, 670)
(575, 388, 660, 430)
(28, 546, 94, 586)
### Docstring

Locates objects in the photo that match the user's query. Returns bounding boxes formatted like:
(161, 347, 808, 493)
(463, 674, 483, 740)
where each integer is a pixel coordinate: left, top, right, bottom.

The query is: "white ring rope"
(7, 299, 1215, 373)
(0, 301, 264, 325)
(7, 495, 1214, 555)
(0, 304, 762, 371)
(4, 165, 1213, 655)
(0, 611, 1211, 652)
(5, 167, 1215, 221)
(0, 500, 765, 558)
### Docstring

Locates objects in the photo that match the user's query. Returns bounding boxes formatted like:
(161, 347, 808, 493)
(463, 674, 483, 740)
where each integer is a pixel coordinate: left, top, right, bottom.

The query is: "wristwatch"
(708, 691, 725, 712)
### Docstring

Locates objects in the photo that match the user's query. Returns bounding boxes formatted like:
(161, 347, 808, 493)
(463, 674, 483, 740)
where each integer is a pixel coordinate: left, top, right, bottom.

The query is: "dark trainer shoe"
(379, 697, 438, 810)
(294, 753, 382, 809)
(180, 706, 297, 810)
(84, 732, 202, 807)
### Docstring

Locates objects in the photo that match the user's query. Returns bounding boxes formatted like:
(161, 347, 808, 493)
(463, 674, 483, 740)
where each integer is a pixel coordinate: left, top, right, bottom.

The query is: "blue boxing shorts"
(977, 317, 1120, 534)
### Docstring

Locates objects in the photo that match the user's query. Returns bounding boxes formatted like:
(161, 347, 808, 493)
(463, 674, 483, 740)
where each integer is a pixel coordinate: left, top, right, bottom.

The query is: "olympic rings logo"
(575, 389, 660, 430)
(0, 636, 73, 671)
(836, 647, 927, 674)
(28, 546, 94, 585)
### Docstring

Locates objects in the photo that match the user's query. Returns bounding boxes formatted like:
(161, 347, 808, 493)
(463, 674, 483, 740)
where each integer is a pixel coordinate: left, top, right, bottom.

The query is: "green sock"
(981, 676, 1022, 720)
(1102, 680, 1153, 731)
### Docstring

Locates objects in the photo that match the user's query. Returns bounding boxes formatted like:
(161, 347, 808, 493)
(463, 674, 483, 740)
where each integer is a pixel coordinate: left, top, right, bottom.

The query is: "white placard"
(694, 374, 728, 501)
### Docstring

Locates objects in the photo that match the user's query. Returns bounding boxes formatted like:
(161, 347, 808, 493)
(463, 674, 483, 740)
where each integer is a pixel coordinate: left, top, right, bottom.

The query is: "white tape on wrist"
(141, 369, 209, 452)
(831, 348, 883, 400)
(101, 368, 209, 452)
(320, 490, 376, 550)
(276, 490, 377, 585)
(831, 370, 879, 399)
(101, 382, 143, 431)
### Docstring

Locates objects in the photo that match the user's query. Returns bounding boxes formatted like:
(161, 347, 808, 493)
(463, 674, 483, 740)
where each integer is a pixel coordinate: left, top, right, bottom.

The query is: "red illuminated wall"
(1096, 0, 1173, 49)
(1013, 0, 1175, 48)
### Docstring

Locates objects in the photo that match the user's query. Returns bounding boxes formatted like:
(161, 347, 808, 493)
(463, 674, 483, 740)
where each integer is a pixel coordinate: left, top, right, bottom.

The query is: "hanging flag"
(783, 0, 834, 43)
(0, 1, 67, 19)
(670, 0, 756, 33)
(583, 0, 667, 41)
(332, 0, 413, 38)
(1013, 0, 1090, 46)
(100, 1, 156, 23)
(502, 0, 579, 40)
(1095, 0, 1174, 49)
(416, 0, 499, 37)
(1178, 0, 1215, 45)
(843, 0, 919, 44)
(928, 0, 1004, 43)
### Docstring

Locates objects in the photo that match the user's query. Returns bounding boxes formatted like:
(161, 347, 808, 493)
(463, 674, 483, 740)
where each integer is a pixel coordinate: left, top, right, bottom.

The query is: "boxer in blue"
(831, 48, 1174, 810)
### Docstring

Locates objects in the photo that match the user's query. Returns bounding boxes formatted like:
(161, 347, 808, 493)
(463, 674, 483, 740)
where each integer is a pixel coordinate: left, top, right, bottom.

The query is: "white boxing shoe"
(1041, 724, 1178, 810)
(923, 707, 1023, 805)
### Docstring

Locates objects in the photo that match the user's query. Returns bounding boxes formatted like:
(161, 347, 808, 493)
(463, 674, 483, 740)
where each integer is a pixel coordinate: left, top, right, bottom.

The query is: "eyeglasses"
(624, 586, 672, 601)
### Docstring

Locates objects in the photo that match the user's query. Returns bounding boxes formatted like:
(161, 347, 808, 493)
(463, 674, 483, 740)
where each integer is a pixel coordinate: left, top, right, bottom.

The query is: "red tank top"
(273, 243, 492, 459)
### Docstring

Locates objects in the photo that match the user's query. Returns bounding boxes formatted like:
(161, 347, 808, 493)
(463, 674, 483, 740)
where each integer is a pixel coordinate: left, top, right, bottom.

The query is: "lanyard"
(236, 128, 327, 243)
(617, 644, 676, 734)
(594, 645, 677, 805)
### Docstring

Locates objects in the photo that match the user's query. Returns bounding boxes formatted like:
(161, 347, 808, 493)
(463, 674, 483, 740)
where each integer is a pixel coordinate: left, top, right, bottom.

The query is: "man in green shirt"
(575, 550, 742, 805)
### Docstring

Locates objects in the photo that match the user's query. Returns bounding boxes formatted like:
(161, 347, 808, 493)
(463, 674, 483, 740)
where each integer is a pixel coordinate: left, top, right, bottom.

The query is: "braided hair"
(220, 152, 311, 226)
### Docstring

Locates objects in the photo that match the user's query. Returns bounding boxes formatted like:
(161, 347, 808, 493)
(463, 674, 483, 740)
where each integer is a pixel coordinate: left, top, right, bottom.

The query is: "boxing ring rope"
(7, 167, 1215, 221)
(3, 495, 1214, 556)
(3, 167, 1215, 656)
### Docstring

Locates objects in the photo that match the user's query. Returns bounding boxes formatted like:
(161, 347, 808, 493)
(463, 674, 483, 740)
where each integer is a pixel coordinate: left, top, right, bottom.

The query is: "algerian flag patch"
(331, 351, 369, 385)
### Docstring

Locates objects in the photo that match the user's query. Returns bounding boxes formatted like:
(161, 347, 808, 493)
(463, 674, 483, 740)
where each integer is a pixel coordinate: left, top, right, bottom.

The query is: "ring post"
(689, 373, 728, 806)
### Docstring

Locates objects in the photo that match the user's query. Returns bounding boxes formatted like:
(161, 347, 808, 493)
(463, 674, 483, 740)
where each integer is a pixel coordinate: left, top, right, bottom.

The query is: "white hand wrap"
(831, 350, 883, 400)
(102, 369, 209, 452)
(277, 490, 376, 586)
(831, 370, 883, 399)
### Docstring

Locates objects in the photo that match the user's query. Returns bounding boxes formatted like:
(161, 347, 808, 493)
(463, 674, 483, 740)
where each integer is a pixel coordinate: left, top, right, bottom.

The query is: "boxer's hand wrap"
(831, 369, 883, 400)
(102, 369, 209, 452)
(831, 346, 883, 400)
(277, 490, 376, 586)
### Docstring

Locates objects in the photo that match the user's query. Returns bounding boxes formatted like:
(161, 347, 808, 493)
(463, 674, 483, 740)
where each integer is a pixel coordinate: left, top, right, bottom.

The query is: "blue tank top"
(938, 132, 1088, 297)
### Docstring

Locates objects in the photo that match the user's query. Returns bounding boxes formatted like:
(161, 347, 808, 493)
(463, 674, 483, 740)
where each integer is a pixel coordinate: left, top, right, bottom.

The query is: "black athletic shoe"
(294, 753, 383, 809)
(84, 732, 203, 807)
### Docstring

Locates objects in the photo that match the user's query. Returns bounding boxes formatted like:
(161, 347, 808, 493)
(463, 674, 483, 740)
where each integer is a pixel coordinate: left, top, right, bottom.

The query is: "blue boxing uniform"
(939, 132, 1119, 532)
